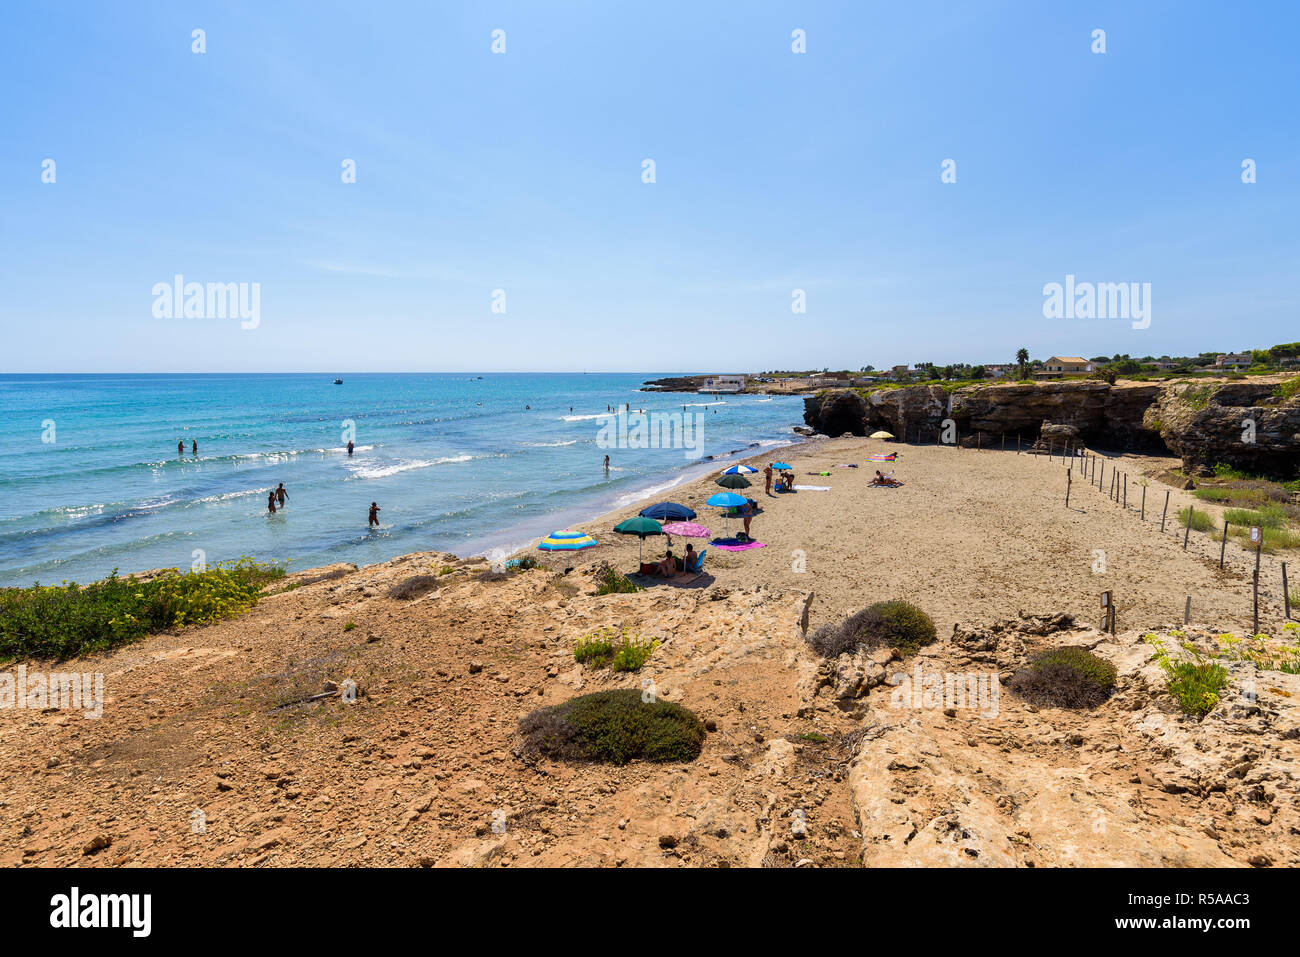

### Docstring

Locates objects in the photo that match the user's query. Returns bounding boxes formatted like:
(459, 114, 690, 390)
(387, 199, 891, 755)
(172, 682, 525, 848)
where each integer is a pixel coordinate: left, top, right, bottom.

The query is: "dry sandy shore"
(547, 435, 1293, 636)
(1, 436, 1295, 868)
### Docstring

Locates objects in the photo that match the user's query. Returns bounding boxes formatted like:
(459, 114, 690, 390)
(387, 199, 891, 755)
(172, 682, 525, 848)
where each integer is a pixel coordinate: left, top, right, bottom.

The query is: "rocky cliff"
(803, 377, 1299, 476)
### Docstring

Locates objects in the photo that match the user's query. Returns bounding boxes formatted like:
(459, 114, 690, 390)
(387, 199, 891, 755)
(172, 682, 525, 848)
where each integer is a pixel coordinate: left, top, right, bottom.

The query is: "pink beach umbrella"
(660, 521, 710, 546)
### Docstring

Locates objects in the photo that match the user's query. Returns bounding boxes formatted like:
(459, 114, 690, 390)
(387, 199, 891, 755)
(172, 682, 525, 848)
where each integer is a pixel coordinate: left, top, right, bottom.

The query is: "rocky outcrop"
(1149, 381, 1300, 476)
(804, 378, 1298, 476)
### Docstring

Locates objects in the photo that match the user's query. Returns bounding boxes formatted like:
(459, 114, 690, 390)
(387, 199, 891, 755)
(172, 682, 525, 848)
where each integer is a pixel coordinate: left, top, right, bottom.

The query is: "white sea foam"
(560, 413, 615, 422)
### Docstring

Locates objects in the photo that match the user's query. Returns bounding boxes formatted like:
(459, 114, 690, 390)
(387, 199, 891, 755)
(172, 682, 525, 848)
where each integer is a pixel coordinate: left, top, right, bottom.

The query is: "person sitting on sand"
(368, 502, 380, 526)
(655, 548, 677, 577)
(683, 543, 697, 570)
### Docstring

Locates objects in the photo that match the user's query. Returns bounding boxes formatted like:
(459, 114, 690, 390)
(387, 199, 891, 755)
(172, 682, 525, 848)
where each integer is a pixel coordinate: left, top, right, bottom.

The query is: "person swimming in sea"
(368, 501, 380, 526)
(276, 483, 288, 507)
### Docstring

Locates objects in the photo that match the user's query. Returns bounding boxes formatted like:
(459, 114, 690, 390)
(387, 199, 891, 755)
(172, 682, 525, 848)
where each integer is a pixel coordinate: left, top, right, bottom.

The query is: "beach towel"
(774, 486, 797, 493)
(836, 464, 858, 468)
(792, 484, 831, 491)
(869, 481, 904, 488)
(711, 538, 766, 551)
(807, 471, 830, 476)
(869, 453, 897, 462)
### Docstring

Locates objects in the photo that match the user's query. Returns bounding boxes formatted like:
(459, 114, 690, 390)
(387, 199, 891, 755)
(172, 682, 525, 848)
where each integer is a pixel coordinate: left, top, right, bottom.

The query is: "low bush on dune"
(0, 557, 285, 661)
(808, 600, 937, 658)
(386, 575, 440, 600)
(1008, 646, 1117, 709)
(518, 689, 705, 765)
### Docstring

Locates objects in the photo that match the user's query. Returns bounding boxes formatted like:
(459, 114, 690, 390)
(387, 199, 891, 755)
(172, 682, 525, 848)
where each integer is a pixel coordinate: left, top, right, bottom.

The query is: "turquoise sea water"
(0, 374, 804, 587)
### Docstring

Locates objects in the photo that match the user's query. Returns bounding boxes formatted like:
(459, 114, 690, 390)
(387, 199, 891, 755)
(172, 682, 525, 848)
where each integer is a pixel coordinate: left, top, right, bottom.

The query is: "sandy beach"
(3, 434, 1296, 869)
(536, 435, 1293, 637)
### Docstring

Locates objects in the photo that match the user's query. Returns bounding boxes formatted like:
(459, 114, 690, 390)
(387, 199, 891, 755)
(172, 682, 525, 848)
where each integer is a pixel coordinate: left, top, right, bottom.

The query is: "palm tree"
(1016, 348, 1030, 379)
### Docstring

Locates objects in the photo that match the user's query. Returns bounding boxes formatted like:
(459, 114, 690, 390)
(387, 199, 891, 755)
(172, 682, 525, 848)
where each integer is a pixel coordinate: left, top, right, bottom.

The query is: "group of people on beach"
(178, 439, 196, 455)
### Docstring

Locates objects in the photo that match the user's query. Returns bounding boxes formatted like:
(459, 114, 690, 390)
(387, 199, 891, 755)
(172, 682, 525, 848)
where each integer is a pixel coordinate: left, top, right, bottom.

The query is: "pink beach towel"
(711, 540, 766, 551)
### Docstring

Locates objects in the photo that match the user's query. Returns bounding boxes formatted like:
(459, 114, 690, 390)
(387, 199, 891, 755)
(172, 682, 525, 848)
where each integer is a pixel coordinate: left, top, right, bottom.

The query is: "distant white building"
(1214, 353, 1251, 370)
(699, 374, 745, 393)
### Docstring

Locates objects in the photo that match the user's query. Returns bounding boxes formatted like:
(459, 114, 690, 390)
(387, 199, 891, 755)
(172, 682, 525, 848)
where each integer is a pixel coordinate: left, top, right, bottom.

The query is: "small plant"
(1176, 507, 1215, 533)
(438, 565, 456, 576)
(1145, 633, 1230, 717)
(574, 627, 659, 672)
(518, 689, 705, 765)
(807, 600, 936, 657)
(593, 564, 642, 595)
(1008, 646, 1117, 709)
(343, 621, 356, 632)
(797, 731, 829, 744)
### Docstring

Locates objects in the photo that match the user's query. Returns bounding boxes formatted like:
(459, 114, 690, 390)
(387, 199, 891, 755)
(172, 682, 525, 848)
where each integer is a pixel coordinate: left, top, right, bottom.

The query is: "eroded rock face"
(1150, 382, 1300, 476)
(803, 379, 1296, 476)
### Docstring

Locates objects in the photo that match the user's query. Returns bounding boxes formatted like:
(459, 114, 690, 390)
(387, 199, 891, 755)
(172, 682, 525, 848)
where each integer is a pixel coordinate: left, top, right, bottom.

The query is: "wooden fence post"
(1160, 490, 1170, 531)
(1065, 468, 1072, 508)
(1220, 522, 1229, 568)
(1284, 563, 1291, 620)
(1183, 506, 1193, 549)
(1123, 473, 1127, 509)
(1140, 484, 1146, 521)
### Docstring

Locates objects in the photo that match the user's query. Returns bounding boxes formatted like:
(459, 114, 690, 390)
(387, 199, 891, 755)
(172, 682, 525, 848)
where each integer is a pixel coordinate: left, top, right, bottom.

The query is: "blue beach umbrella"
(706, 492, 748, 537)
(639, 501, 696, 521)
(721, 464, 758, 474)
(772, 462, 793, 470)
(538, 530, 598, 551)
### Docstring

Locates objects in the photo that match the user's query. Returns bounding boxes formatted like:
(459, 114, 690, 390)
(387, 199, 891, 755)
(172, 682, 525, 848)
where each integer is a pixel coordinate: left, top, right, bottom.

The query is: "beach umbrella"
(660, 521, 710, 539)
(639, 501, 696, 521)
(613, 516, 663, 561)
(538, 530, 598, 551)
(721, 464, 758, 474)
(772, 462, 793, 470)
(870, 430, 895, 440)
(705, 492, 748, 536)
(715, 474, 752, 490)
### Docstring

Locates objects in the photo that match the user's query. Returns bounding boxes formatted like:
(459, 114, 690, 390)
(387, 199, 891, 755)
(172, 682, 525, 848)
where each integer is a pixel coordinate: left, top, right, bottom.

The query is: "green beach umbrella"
(613, 516, 664, 561)
(715, 474, 752, 490)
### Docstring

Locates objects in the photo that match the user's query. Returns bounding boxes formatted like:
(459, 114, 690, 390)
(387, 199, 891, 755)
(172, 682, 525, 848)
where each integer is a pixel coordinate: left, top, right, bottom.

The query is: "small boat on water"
(333, 378, 343, 385)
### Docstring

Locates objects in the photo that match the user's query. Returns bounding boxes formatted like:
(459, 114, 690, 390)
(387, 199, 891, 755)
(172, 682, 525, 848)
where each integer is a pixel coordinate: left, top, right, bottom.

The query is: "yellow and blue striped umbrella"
(538, 529, 598, 551)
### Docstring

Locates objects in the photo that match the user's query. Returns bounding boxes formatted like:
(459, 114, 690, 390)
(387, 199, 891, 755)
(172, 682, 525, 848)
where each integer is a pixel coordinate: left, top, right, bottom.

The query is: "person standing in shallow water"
(368, 502, 380, 527)
(603, 454, 610, 471)
(267, 491, 277, 514)
(347, 440, 354, 456)
(192, 439, 197, 455)
(276, 483, 287, 507)
(178, 440, 184, 455)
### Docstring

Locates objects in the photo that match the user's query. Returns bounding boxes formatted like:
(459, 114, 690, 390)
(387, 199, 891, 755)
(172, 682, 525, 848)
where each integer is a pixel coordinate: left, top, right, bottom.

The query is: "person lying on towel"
(871, 470, 903, 487)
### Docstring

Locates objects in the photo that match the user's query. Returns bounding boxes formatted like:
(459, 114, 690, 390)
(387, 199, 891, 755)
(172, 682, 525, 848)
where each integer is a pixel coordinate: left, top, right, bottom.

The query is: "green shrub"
(0, 557, 284, 661)
(518, 689, 705, 765)
(1223, 504, 1287, 529)
(808, 600, 936, 657)
(1163, 661, 1229, 717)
(1176, 507, 1215, 533)
(594, 564, 642, 595)
(1009, 646, 1117, 709)
(1275, 376, 1300, 402)
(574, 627, 660, 672)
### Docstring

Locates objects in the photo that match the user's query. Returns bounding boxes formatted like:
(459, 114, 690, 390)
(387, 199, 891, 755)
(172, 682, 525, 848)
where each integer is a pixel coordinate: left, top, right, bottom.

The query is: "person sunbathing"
(655, 549, 678, 577)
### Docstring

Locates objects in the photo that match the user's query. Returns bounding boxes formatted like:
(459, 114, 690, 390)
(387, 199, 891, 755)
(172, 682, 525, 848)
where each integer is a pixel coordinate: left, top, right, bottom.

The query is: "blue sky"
(2, 0, 1296, 373)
